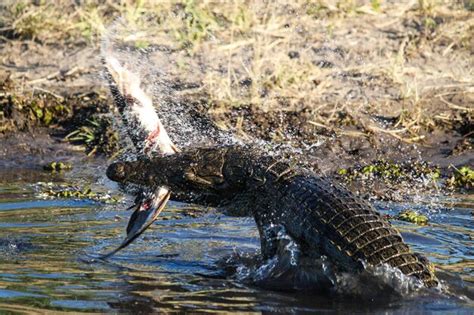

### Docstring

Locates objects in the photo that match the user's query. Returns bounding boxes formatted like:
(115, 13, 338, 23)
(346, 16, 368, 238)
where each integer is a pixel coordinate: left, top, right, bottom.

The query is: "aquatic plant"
(36, 182, 122, 204)
(29, 99, 70, 126)
(395, 210, 429, 226)
(43, 161, 72, 172)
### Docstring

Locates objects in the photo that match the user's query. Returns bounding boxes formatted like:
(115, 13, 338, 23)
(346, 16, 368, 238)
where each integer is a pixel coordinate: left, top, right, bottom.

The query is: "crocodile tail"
(337, 219, 439, 288)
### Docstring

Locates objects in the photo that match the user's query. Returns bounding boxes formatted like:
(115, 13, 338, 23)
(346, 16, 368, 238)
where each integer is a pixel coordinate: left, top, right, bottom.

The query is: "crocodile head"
(107, 146, 251, 206)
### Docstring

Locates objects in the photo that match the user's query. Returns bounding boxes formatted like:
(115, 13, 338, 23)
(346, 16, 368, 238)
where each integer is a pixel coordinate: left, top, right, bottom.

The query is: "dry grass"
(1, 0, 473, 146)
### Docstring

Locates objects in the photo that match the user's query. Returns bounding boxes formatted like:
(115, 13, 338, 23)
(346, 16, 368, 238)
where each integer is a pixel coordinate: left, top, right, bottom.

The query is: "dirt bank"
(0, 1, 472, 200)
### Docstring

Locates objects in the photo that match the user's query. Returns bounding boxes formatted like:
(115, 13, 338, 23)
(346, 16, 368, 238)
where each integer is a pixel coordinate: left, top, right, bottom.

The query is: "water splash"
(101, 19, 241, 155)
(222, 224, 441, 299)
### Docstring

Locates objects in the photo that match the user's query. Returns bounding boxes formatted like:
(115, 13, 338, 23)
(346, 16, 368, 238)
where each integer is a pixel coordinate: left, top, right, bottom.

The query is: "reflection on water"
(0, 168, 472, 313)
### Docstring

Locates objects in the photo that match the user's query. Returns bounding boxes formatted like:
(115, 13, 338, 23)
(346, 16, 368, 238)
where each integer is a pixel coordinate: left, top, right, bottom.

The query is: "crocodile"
(106, 145, 439, 288)
(101, 54, 438, 289)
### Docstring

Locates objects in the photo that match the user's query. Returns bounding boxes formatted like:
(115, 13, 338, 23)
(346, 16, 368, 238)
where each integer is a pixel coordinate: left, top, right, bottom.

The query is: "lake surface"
(0, 166, 472, 314)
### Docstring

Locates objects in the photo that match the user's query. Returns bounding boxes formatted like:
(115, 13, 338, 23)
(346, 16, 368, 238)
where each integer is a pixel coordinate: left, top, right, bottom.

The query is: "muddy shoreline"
(1, 1, 472, 200)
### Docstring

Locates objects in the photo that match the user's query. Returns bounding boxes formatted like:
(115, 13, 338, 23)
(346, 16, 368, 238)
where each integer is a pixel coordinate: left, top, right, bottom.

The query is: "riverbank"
(0, 0, 472, 201)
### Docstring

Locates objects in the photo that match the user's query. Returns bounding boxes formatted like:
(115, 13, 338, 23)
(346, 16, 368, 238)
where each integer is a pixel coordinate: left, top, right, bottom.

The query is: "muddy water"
(0, 166, 472, 314)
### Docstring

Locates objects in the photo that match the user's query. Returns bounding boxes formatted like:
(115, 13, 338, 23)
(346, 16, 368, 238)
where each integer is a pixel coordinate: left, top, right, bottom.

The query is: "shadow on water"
(0, 167, 472, 313)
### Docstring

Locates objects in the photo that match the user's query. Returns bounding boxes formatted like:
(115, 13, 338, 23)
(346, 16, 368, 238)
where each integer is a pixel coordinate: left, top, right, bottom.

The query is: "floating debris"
(35, 182, 122, 204)
(395, 210, 428, 226)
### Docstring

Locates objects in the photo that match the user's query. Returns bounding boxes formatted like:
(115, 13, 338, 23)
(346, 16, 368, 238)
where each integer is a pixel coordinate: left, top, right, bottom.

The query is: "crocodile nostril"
(106, 162, 127, 182)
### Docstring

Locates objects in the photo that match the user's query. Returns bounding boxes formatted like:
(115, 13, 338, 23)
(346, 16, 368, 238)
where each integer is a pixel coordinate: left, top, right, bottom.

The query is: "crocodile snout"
(106, 162, 128, 182)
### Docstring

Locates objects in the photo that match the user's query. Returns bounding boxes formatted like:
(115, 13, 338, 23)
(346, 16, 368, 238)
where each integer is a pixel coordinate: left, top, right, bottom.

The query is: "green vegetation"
(447, 166, 474, 190)
(43, 161, 72, 172)
(66, 117, 120, 157)
(338, 160, 440, 184)
(0, 78, 118, 156)
(370, 0, 382, 12)
(339, 161, 474, 192)
(3, 1, 73, 41)
(0, 78, 70, 132)
(37, 182, 122, 204)
(29, 99, 69, 126)
(175, 0, 219, 50)
(395, 210, 429, 226)
(465, 0, 474, 11)
(417, 0, 438, 16)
